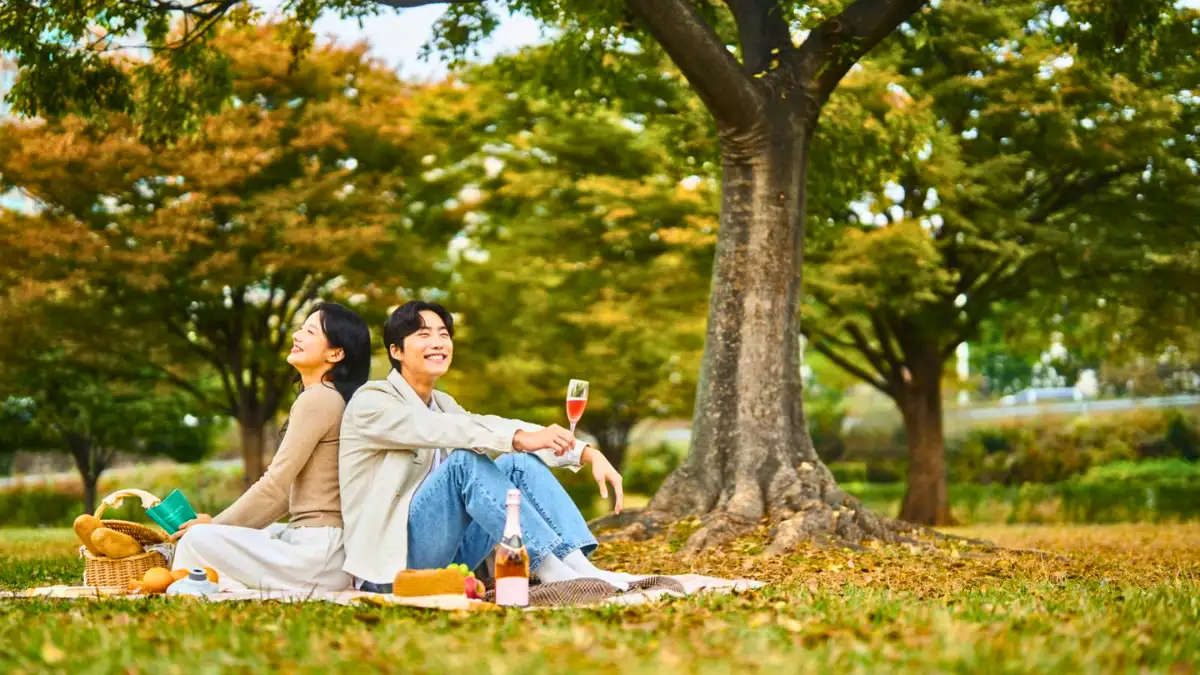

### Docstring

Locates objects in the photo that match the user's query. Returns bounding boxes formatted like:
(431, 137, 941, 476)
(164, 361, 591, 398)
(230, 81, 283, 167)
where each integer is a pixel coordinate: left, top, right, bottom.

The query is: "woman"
(172, 302, 371, 592)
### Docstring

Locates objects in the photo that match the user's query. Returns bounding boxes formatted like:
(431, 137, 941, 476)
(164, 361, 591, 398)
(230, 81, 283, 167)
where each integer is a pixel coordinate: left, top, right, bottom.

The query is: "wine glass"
(566, 379, 589, 432)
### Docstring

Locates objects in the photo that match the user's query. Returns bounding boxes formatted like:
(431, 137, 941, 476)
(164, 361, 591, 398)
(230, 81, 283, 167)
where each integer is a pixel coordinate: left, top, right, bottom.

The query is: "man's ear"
(389, 343, 403, 361)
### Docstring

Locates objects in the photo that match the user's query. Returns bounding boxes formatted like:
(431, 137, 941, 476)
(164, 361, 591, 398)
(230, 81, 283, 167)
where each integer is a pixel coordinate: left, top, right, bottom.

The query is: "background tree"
(0, 342, 216, 514)
(800, 0, 1199, 524)
(0, 25, 461, 484)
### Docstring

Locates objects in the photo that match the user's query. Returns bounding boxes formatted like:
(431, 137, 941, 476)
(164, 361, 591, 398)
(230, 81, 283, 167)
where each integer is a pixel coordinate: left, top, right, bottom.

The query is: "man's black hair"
(383, 301, 455, 372)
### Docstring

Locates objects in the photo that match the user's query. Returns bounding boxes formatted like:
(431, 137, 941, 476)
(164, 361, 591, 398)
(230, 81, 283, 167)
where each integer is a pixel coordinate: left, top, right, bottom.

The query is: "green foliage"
(950, 409, 1200, 484)
(844, 460, 1200, 524)
(0, 488, 82, 529)
(806, 389, 849, 463)
(804, 0, 1199, 386)
(827, 461, 868, 483)
(1059, 459, 1200, 523)
(824, 408, 1200, 489)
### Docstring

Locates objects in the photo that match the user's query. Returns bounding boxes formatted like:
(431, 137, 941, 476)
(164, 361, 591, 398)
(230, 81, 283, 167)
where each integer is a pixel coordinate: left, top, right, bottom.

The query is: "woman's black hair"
(302, 302, 372, 403)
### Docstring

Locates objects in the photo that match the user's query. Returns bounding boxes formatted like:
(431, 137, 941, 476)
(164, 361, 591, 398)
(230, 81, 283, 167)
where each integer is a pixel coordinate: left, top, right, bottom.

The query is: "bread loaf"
(392, 568, 468, 597)
(90, 527, 143, 559)
(73, 514, 105, 556)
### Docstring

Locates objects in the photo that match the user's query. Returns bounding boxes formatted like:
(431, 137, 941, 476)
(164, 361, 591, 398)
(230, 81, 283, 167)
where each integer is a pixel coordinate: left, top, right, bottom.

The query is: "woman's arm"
(211, 387, 344, 530)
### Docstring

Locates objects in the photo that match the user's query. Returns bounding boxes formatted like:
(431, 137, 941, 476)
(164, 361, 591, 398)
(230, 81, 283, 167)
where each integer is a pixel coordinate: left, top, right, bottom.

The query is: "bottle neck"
(503, 502, 521, 538)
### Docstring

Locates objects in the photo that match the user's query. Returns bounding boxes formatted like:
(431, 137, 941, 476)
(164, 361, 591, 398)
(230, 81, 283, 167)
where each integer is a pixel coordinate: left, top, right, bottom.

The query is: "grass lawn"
(1, 523, 1197, 673)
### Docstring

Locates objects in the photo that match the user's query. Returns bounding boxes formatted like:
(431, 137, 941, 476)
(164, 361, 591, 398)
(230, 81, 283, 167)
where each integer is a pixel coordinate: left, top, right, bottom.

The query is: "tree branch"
(722, 0, 795, 74)
(626, 0, 765, 130)
(808, 339, 892, 395)
(1027, 163, 1143, 224)
(798, 0, 928, 104)
(844, 321, 893, 381)
(868, 309, 906, 377)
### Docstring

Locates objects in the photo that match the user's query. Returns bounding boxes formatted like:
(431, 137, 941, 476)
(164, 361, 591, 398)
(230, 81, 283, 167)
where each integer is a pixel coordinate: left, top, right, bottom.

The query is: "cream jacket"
(338, 370, 584, 583)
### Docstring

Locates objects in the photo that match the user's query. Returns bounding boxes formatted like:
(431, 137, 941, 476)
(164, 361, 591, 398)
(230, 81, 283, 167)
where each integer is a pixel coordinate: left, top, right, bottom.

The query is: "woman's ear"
(327, 348, 345, 364)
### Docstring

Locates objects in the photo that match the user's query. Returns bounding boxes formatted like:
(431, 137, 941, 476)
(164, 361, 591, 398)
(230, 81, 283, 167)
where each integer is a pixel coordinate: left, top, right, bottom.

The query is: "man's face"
(392, 310, 453, 379)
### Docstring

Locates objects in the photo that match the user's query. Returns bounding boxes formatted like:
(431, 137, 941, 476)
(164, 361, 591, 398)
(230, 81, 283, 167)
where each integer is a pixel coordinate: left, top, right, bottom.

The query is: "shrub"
(621, 442, 688, 495)
(0, 463, 244, 528)
(828, 462, 868, 484)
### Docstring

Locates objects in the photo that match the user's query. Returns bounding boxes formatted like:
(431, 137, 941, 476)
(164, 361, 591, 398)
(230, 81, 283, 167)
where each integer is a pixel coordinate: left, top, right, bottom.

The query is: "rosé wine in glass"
(566, 379, 589, 432)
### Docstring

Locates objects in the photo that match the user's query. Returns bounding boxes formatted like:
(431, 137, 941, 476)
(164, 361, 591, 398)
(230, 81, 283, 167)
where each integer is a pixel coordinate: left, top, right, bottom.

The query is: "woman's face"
(287, 311, 342, 372)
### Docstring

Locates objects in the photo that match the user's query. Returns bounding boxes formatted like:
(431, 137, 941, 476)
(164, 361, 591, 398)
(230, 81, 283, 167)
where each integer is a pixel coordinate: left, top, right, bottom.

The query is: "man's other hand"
(582, 446, 624, 514)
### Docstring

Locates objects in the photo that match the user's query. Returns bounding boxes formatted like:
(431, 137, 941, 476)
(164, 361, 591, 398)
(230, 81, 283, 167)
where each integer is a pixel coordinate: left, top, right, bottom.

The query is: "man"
(339, 300, 633, 592)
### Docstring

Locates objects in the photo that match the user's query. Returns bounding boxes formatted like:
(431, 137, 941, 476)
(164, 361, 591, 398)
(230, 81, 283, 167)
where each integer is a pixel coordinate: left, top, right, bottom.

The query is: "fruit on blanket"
(141, 567, 175, 594)
(463, 577, 486, 599)
(171, 568, 189, 581)
(73, 515, 105, 556)
(392, 568, 471, 597)
(90, 527, 143, 559)
(128, 580, 143, 593)
(204, 567, 219, 583)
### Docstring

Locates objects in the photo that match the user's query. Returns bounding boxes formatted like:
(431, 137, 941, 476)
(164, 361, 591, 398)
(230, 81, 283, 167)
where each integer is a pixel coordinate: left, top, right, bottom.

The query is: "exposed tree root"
(591, 493, 1018, 558)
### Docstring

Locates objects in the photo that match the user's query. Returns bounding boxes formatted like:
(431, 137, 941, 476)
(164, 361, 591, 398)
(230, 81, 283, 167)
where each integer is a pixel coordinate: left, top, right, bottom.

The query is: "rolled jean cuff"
(529, 536, 566, 572)
(552, 536, 597, 560)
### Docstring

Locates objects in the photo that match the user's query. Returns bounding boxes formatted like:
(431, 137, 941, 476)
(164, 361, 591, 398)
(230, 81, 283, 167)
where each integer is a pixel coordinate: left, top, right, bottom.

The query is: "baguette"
(73, 514, 105, 556)
(90, 527, 143, 559)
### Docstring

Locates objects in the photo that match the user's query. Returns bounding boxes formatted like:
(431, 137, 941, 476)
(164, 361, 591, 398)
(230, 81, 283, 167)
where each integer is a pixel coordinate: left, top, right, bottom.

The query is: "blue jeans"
(406, 450, 598, 574)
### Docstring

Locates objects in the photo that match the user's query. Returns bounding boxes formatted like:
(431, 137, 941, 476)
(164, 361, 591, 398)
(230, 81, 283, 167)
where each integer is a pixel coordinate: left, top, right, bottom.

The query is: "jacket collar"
(385, 369, 443, 411)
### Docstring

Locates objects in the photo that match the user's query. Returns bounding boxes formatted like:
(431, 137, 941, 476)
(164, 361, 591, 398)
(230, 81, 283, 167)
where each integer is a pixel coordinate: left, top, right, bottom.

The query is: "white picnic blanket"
(5, 574, 763, 610)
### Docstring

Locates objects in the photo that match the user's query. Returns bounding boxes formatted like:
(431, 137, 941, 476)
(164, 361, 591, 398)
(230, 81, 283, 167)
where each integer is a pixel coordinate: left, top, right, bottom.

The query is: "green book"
(144, 489, 198, 535)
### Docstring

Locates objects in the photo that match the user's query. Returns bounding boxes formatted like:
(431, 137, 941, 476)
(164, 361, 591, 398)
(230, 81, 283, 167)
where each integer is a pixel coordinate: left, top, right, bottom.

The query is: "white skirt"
(172, 522, 351, 592)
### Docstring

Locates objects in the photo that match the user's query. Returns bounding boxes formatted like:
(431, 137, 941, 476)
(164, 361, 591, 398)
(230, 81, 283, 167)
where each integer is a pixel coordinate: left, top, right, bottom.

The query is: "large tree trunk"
(238, 411, 267, 488)
(896, 344, 952, 525)
(606, 0, 926, 554)
(635, 109, 901, 553)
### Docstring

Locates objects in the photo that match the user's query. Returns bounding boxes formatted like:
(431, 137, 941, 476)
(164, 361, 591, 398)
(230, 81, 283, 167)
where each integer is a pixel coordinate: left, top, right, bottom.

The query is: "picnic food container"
(165, 569, 220, 597)
(81, 489, 170, 588)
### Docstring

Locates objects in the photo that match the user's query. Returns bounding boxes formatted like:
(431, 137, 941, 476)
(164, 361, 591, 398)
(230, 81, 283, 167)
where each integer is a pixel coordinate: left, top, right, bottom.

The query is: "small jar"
(166, 569, 220, 597)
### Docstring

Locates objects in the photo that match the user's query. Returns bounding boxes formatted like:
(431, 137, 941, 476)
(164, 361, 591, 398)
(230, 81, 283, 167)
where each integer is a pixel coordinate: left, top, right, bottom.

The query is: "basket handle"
(95, 489, 162, 519)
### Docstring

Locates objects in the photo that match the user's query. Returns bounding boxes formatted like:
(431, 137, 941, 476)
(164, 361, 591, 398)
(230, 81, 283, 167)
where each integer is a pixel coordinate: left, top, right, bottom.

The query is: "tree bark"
(592, 418, 634, 472)
(238, 411, 267, 488)
(896, 344, 952, 525)
(67, 435, 102, 515)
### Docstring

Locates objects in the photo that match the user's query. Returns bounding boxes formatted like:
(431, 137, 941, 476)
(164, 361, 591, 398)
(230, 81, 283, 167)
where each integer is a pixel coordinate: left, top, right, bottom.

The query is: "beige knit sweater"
(214, 384, 345, 529)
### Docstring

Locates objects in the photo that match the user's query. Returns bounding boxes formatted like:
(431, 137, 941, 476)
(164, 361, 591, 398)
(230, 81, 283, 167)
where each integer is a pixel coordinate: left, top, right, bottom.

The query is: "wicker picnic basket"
(81, 489, 170, 588)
